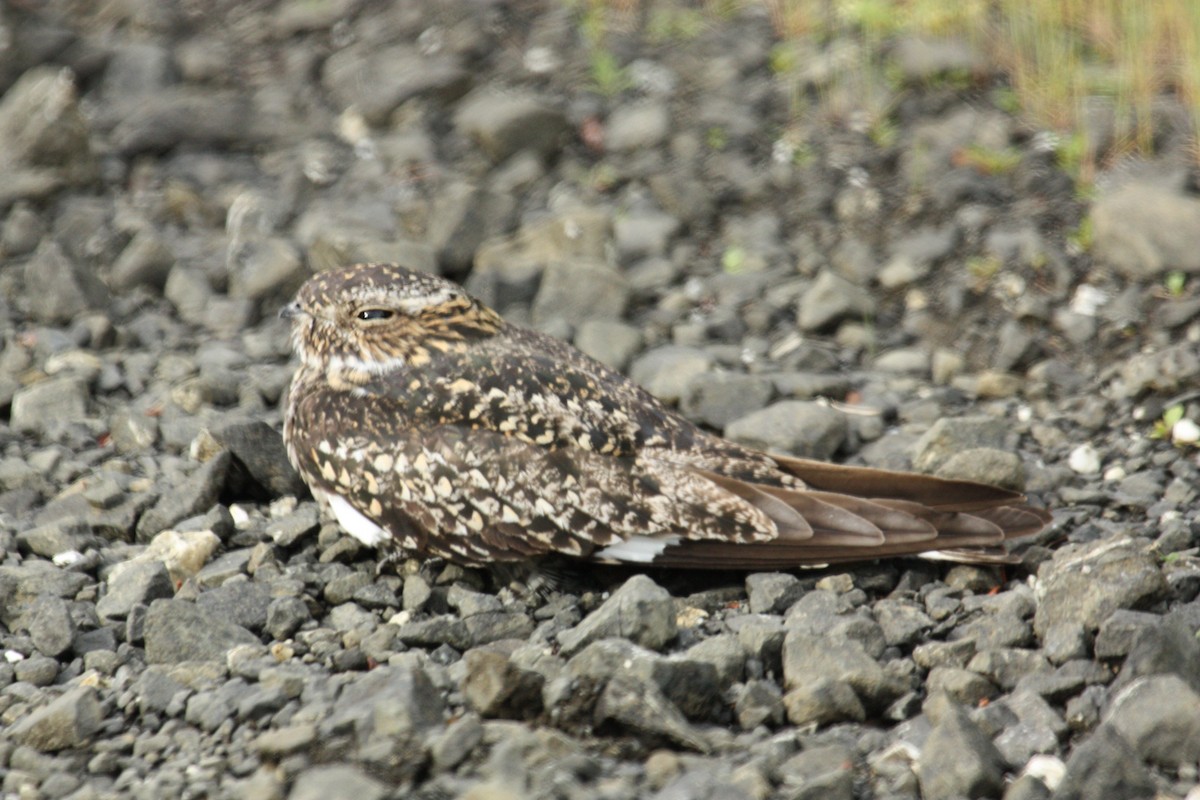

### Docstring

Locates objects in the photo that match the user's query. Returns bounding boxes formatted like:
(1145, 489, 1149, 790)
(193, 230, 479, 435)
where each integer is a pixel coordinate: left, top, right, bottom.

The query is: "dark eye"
(356, 308, 394, 321)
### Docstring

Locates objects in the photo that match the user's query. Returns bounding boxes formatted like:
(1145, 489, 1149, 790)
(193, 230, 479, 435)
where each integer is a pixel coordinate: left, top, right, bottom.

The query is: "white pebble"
(1171, 417, 1200, 445)
(1068, 444, 1101, 474)
(1022, 754, 1066, 790)
(1103, 465, 1126, 482)
(52, 550, 85, 567)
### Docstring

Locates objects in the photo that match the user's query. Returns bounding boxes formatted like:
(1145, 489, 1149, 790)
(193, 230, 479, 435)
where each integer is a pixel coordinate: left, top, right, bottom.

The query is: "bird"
(280, 262, 1050, 571)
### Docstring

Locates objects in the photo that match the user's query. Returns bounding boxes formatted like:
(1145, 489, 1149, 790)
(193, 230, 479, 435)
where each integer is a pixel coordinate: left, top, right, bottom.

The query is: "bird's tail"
(649, 456, 1051, 569)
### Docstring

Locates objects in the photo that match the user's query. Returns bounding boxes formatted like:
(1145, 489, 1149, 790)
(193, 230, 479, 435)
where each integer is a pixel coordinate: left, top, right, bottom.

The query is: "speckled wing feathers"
(282, 262, 1050, 569)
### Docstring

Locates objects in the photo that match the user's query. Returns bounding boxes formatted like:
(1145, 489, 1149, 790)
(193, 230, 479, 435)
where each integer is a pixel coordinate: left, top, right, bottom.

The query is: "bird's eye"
(356, 308, 394, 321)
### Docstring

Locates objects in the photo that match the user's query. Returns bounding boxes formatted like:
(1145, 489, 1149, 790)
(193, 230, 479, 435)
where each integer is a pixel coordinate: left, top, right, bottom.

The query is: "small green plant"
(958, 144, 1023, 175)
(1066, 216, 1093, 253)
(966, 255, 1002, 287)
(1165, 270, 1188, 297)
(590, 49, 628, 96)
(721, 245, 746, 273)
(706, 126, 729, 150)
(1150, 404, 1185, 440)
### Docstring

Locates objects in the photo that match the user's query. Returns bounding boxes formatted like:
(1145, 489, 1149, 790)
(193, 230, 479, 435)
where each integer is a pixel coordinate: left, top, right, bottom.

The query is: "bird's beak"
(279, 302, 303, 320)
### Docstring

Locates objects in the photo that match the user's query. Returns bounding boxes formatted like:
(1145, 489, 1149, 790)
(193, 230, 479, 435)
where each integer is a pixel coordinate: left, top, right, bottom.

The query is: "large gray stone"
(557, 575, 677, 656)
(9, 687, 103, 752)
(725, 401, 846, 459)
(1092, 182, 1200, 278)
(1104, 675, 1200, 768)
(1034, 537, 1168, 636)
(143, 598, 259, 663)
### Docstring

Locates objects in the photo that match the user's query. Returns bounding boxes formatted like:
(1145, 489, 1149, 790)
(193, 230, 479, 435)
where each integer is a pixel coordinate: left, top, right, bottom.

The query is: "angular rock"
(1092, 182, 1200, 278)
(628, 346, 714, 405)
(143, 598, 259, 663)
(531, 259, 629, 325)
(917, 704, 1006, 800)
(782, 630, 895, 710)
(23, 593, 76, 658)
(322, 42, 468, 123)
(745, 572, 805, 615)
(136, 451, 231, 541)
(9, 687, 103, 752)
(1104, 675, 1200, 768)
(725, 401, 846, 459)
(1052, 724, 1155, 800)
(10, 376, 89, 437)
(193, 418, 308, 499)
(557, 575, 676, 656)
(783, 677, 866, 726)
(913, 416, 1012, 474)
(682, 372, 775, 430)
(595, 675, 708, 752)
(287, 764, 387, 800)
(797, 269, 875, 331)
(96, 560, 174, 621)
(1033, 537, 1168, 636)
(455, 89, 569, 162)
(461, 648, 544, 720)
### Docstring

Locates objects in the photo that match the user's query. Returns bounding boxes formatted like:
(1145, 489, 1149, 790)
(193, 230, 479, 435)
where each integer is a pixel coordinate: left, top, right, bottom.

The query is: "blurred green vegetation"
(572, 0, 1200, 178)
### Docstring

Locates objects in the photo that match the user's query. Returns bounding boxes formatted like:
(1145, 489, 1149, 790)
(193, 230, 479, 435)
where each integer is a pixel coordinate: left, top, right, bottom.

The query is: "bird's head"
(281, 263, 503, 379)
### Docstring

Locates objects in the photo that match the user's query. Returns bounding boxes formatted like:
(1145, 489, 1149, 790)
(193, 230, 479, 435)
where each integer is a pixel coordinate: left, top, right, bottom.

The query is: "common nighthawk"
(281, 263, 1049, 569)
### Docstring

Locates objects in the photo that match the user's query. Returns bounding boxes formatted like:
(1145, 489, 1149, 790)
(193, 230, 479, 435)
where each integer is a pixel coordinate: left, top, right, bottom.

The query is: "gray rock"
(0, 66, 96, 189)
(454, 89, 569, 162)
(14, 654, 59, 685)
(266, 505, 321, 547)
(573, 320, 643, 371)
(782, 630, 896, 709)
(725, 401, 846, 459)
(917, 703, 1006, 800)
(9, 687, 103, 752)
(227, 237, 306, 302)
(136, 450, 231, 541)
(96, 559, 174, 621)
(629, 346, 714, 404)
(265, 596, 311, 640)
(1094, 609, 1161, 659)
(11, 377, 89, 437)
(913, 416, 1012, 474)
(557, 575, 676, 656)
(1104, 675, 1200, 768)
(797, 269, 875, 331)
(532, 259, 630, 325)
(613, 210, 680, 261)
(195, 580, 273, 633)
(682, 372, 775, 430)
(745, 572, 804, 615)
(1033, 537, 1168, 636)
(287, 764, 387, 800)
(322, 42, 468, 124)
(16, 518, 88, 559)
(606, 102, 671, 152)
(394, 615, 472, 651)
(109, 88, 266, 154)
(783, 677, 866, 726)
(777, 743, 855, 800)
(873, 598, 935, 647)
(319, 664, 443, 776)
(967, 647, 1052, 690)
(1116, 616, 1200, 694)
(461, 647, 544, 719)
(193, 419, 307, 499)
(109, 229, 174, 291)
(734, 678, 784, 729)
(595, 675, 708, 752)
(143, 598, 259, 663)
(927, 666, 996, 705)
(1092, 181, 1200, 278)
(23, 594, 76, 658)
(935, 447, 1025, 491)
(1052, 724, 1155, 800)
(425, 180, 510, 274)
(23, 241, 110, 324)
(2, 201, 44, 256)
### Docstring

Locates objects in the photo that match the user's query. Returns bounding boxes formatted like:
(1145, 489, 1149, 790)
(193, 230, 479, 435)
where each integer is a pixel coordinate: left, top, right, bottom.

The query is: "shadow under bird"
(280, 263, 1050, 570)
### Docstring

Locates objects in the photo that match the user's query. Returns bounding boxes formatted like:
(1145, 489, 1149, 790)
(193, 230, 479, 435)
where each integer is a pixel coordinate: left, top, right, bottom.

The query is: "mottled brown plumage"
(282, 263, 1050, 569)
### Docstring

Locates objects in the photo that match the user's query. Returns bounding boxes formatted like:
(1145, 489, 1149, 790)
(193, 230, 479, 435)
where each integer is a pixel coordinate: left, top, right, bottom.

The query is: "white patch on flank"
(328, 493, 391, 547)
(595, 534, 682, 563)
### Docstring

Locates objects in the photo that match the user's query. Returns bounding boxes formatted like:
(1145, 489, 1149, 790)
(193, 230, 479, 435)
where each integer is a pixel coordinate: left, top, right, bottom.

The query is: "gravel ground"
(3, 2, 1200, 799)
